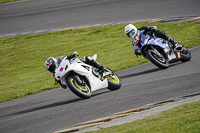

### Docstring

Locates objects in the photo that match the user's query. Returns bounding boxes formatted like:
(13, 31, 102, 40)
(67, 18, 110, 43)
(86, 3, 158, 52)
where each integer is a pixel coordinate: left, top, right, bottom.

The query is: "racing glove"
(67, 51, 79, 59)
(149, 26, 157, 36)
(135, 49, 142, 55)
(71, 51, 78, 57)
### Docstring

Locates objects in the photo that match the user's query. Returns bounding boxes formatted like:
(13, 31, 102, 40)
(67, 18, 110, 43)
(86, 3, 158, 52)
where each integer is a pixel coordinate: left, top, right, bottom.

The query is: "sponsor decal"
(177, 52, 181, 58)
(147, 39, 154, 44)
(133, 36, 140, 46)
(60, 67, 64, 71)
(168, 54, 176, 60)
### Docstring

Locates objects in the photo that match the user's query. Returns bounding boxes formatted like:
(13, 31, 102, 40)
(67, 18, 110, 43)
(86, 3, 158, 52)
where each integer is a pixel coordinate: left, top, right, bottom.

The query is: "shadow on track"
(120, 62, 183, 79)
(2, 90, 112, 118)
(92, 89, 111, 97)
(120, 67, 163, 79)
(2, 98, 82, 117)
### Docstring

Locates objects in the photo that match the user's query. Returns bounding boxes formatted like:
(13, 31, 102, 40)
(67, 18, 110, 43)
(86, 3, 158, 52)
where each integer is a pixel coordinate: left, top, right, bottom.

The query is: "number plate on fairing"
(177, 51, 181, 58)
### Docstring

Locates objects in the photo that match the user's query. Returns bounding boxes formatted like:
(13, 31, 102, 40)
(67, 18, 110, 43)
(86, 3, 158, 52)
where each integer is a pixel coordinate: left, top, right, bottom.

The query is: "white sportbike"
(54, 54, 122, 99)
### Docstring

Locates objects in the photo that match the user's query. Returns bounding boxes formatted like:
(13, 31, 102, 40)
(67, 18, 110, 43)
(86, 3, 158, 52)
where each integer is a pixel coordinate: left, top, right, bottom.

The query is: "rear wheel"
(66, 76, 91, 99)
(105, 69, 122, 91)
(180, 47, 191, 62)
(146, 49, 169, 69)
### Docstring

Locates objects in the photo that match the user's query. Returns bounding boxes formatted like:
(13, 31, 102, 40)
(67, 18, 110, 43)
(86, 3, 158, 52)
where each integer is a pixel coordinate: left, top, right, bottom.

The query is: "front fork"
(150, 46, 163, 57)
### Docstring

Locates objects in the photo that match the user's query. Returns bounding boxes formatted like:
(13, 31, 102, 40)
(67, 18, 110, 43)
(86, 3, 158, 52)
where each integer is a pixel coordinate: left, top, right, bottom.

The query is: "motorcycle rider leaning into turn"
(124, 24, 180, 56)
(44, 51, 105, 88)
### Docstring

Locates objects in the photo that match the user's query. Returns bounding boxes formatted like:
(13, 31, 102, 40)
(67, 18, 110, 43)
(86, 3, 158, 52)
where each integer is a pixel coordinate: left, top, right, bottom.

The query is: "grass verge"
(0, 0, 22, 4)
(0, 22, 200, 103)
(86, 100, 200, 133)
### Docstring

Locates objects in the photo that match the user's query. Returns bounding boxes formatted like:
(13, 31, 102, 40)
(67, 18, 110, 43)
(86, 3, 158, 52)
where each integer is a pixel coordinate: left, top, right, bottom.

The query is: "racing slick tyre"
(66, 76, 92, 99)
(180, 47, 191, 62)
(105, 69, 122, 91)
(146, 49, 169, 69)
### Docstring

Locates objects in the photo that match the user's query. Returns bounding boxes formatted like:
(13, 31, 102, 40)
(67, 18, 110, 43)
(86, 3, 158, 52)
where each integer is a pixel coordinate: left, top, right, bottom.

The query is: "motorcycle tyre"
(146, 50, 169, 69)
(66, 77, 92, 99)
(106, 69, 122, 91)
(180, 47, 191, 62)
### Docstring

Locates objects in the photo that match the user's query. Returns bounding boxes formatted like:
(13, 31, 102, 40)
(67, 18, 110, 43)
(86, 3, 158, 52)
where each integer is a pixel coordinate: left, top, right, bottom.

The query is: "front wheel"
(146, 49, 169, 69)
(66, 76, 92, 99)
(105, 69, 122, 91)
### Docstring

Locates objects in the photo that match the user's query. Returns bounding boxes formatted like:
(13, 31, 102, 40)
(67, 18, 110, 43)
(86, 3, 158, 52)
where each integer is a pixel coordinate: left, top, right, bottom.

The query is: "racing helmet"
(124, 24, 138, 39)
(44, 57, 58, 73)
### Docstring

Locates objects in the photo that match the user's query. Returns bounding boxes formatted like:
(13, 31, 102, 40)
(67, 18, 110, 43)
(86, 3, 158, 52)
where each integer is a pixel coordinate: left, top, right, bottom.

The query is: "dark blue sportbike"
(139, 31, 191, 69)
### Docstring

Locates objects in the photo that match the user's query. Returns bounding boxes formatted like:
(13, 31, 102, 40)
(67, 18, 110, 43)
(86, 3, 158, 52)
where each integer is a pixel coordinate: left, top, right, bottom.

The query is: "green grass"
(0, 0, 22, 4)
(86, 101, 200, 133)
(0, 22, 200, 103)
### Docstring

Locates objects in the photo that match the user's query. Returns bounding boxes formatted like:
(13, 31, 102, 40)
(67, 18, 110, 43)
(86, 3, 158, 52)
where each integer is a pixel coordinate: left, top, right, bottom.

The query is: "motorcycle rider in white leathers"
(124, 24, 179, 56)
(44, 51, 105, 88)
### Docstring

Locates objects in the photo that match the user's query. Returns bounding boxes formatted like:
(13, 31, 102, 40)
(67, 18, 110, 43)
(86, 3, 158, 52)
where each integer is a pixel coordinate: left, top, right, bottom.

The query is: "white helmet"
(124, 24, 137, 39)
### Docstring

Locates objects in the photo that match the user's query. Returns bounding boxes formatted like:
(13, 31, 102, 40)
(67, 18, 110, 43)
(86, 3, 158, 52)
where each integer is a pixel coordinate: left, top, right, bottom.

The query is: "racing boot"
(91, 60, 105, 78)
(98, 65, 105, 80)
(168, 37, 178, 48)
(89, 54, 105, 78)
(81, 56, 105, 78)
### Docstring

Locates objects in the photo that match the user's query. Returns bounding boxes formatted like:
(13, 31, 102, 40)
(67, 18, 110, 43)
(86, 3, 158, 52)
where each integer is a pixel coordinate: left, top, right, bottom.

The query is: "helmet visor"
(128, 30, 136, 39)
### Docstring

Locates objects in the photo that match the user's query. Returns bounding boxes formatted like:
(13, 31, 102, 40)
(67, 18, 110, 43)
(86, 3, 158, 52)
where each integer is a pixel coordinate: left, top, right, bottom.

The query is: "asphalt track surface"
(0, 0, 200, 37)
(0, 46, 199, 133)
(0, 0, 200, 133)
